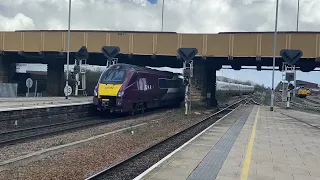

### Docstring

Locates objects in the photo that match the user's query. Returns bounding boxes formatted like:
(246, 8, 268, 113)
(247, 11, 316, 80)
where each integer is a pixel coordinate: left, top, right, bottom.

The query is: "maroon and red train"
(93, 63, 185, 114)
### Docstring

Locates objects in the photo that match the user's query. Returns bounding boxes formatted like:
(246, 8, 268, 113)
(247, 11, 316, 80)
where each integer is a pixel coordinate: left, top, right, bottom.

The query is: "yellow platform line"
(240, 106, 260, 180)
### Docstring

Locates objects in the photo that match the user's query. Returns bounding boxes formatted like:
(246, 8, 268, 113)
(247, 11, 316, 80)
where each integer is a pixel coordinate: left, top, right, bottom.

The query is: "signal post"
(279, 49, 303, 109)
(178, 48, 198, 115)
(73, 46, 89, 97)
(101, 46, 121, 68)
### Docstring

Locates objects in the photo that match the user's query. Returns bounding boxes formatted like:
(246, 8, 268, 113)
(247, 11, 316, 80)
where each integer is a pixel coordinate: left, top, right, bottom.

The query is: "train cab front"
(93, 66, 131, 113)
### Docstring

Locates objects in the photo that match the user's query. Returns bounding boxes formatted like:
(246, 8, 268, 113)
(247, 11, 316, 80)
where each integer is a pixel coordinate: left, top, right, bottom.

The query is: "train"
(295, 86, 311, 98)
(216, 81, 255, 95)
(93, 63, 185, 115)
(93, 63, 255, 114)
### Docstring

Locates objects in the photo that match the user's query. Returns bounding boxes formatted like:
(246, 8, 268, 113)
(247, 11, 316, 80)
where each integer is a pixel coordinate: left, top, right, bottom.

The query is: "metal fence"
(0, 83, 18, 97)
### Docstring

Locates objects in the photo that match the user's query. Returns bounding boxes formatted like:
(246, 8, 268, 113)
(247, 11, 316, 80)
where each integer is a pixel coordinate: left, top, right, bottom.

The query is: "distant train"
(295, 86, 311, 98)
(216, 81, 255, 95)
(93, 63, 255, 114)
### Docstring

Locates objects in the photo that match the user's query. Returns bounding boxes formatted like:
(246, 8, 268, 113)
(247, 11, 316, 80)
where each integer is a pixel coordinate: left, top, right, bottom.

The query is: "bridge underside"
(1, 30, 319, 103)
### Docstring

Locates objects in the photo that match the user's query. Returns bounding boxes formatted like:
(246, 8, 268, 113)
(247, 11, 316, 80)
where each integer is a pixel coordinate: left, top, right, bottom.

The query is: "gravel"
(0, 97, 239, 179)
(0, 106, 214, 180)
(0, 108, 172, 162)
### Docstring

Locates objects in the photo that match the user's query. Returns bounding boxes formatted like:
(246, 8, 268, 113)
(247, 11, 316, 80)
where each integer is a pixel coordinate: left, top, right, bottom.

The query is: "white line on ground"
(132, 103, 243, 180)
(0, 122, 148, 172)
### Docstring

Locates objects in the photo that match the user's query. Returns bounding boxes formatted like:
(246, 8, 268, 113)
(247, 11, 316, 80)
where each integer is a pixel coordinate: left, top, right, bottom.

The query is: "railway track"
(0, 107, 170, 147)
(304, 97, 320, 105)
(275, 93, 320, 111)
(86, 98, 252, 180)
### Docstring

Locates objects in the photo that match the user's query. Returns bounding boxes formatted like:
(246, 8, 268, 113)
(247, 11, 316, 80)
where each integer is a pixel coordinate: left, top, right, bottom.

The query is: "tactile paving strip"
(187, 105, 254, 180)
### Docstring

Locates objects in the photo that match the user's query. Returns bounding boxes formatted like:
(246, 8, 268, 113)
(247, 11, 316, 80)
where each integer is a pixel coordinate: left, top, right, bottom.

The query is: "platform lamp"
(65, 0, 72, 99)
(270, 0, 280, 111)
(293, 0, 300, 97)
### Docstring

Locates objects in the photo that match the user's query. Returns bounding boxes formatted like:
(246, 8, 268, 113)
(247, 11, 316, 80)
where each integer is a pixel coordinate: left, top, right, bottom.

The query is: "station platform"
(0, 96, 93, 112)
(137, 105, 320, 180)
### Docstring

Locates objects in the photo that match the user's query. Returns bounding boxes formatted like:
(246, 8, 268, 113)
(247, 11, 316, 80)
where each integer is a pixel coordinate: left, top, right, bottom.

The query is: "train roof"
(217, 80, 254, 87)
(108, 63, 182, 76)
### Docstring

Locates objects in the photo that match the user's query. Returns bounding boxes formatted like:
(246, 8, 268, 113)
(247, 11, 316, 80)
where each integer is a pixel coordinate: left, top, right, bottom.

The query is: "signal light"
(183, 69, 190, 77)
(288, 83, 295, 90)
(285, 72, 294, 82)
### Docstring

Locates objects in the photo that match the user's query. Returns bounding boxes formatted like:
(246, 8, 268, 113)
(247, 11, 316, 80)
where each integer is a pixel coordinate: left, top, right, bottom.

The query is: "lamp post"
(293, 0, 300, 96)
(296, 0, 300, 31)
(65, 0, 71, 99)
(161, 0, 164, 31)
(270, 0, 280, 111)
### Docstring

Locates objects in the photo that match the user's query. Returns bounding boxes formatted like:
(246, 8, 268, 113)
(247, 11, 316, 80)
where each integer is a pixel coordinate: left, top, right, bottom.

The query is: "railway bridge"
(1, 30, 320, 106)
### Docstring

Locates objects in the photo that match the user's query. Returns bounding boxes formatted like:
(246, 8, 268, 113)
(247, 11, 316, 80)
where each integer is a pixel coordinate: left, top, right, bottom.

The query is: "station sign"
(26, 78, 33, 88)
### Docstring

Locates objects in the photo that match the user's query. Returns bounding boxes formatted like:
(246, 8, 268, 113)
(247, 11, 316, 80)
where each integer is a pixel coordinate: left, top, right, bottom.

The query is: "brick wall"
(189, 60, 218, 107)
(191, 61, 206, 104)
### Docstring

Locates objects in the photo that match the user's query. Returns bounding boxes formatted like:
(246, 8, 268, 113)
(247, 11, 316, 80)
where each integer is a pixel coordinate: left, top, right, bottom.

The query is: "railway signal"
(280, 49, 303, 98)
(280, 49, 303, 66)
(177, 48, 198, 115)
(280, 49, 303, 109)
(101, 46, 120, 68)
(288, 83, 294, 90)
(74, 46, 89, 97)
(285, 72, 294, 82)
(75, 46, 89, 60)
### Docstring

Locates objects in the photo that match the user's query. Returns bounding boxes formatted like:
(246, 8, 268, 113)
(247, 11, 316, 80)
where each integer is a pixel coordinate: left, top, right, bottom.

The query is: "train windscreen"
(99, 69, 127, 84)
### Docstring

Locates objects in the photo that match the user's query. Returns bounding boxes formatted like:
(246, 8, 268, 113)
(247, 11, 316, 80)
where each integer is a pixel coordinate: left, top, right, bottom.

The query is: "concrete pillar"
(47, 60, 64, 96)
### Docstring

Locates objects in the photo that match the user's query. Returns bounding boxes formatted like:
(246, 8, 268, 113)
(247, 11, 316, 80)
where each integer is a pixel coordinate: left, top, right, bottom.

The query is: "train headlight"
(94, 84, 98, 97)
(117, 91, 124, 97)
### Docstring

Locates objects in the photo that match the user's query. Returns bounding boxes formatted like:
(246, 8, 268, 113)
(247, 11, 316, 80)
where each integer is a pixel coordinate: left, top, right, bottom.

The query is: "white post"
(296, 0, 300, 31)
(65, 0, 72, 99)
(34, 80, 38, 97)
(270, 0, 280, 111)
(185, 84, 188, 115)
(286, 88, 290, 109)
(161, 0, 165, 31)
(75, 73, 79, 96)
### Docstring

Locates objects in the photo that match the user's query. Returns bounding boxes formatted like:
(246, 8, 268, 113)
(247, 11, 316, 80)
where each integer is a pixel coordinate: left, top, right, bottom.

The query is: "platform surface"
(139, 105, 320, 180)
(0, 96, 92, 112)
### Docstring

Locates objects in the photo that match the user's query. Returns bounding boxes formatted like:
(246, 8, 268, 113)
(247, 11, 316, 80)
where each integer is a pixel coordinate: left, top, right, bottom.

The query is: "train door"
(137, 72, 149, 103)
(128, 72, 139, 102)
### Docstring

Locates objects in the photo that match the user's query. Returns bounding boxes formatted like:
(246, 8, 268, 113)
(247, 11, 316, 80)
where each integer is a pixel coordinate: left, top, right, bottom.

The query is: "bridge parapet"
(0, 31, 319, 59)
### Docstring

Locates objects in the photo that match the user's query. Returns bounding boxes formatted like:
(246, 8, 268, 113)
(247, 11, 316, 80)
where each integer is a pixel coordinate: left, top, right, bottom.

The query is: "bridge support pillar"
(0, 56, 16, 83)
(47, 60, 64, 96)
(190, 60, 218, 108)
(190, 60, 206, 106)
(206, 65, 218, 108)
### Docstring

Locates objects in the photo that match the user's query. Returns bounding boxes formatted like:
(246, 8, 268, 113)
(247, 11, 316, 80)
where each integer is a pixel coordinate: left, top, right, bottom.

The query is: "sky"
(1, 0, 320, 87)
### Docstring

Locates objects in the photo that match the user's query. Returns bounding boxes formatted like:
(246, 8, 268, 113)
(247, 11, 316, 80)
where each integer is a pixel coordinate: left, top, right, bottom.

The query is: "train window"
(100, 69, 127, 84)
(138, 78, 149, 91)
(159, 79, 182, 89)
